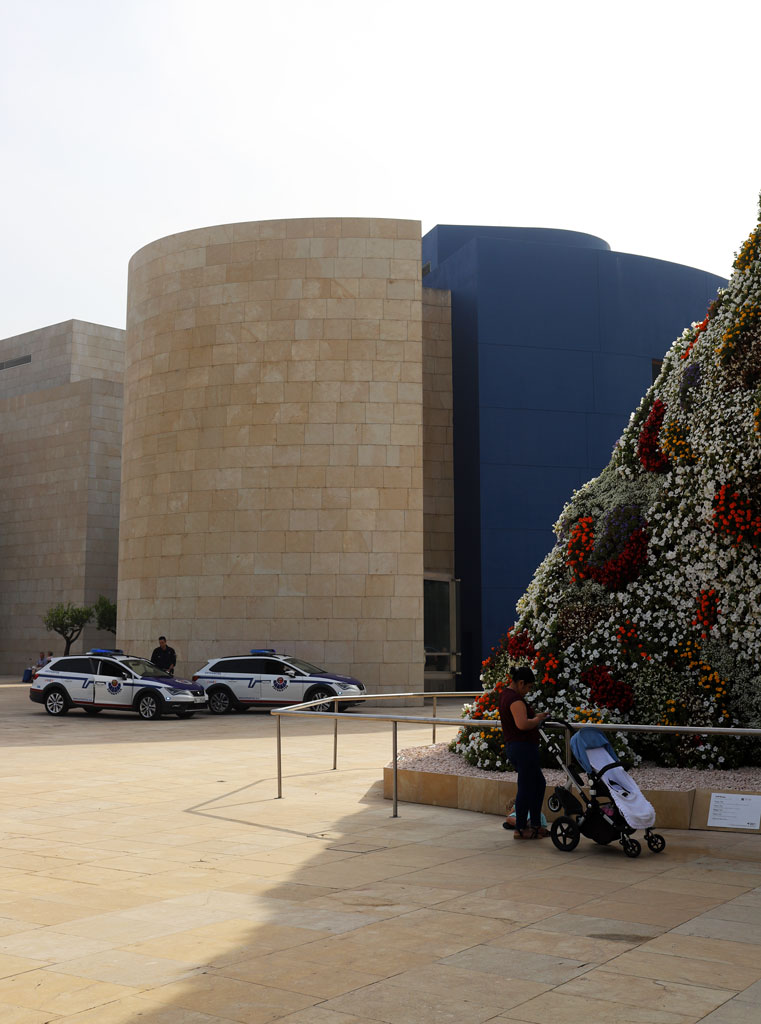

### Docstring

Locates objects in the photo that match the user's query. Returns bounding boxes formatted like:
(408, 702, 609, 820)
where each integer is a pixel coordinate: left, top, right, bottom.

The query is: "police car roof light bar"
(88, 648, 125, 655)
(250, 648, 276, 655)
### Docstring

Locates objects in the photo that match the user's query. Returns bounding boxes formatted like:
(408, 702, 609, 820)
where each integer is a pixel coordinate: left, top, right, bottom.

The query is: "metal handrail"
(270, 691, 761, 817)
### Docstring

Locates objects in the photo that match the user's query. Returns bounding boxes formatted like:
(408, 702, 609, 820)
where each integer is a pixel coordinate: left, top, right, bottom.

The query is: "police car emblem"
(107, 680, 122, 695)
(272, 677, 288, 692)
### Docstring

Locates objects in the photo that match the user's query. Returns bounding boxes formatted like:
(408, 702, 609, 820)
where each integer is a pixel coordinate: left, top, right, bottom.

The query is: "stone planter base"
(383, 767, 761, 833)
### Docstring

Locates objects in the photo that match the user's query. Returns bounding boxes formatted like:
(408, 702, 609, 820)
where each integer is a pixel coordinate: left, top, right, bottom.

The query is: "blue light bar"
(250, 648, 276, 655)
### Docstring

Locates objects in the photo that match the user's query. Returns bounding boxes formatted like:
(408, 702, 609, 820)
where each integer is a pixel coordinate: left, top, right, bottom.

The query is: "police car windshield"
(123, 658, 173, 678)
(283, 657, 326, 674)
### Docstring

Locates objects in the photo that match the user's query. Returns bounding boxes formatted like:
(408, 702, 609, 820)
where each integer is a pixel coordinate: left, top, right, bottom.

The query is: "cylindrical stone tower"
(118, 217, 424, 693)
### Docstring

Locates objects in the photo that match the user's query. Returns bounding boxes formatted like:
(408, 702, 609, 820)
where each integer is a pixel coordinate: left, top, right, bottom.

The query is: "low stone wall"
(382, 767, 761, 833)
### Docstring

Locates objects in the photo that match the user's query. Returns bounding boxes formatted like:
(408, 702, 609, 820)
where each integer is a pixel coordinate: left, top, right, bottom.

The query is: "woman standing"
(499, 666, 549, 840)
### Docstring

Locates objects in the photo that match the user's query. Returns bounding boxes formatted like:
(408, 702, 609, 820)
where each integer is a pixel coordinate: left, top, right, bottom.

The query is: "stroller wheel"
(547, 794, 562, 813)
(621, 837, 641, 858)
(550, 816, 580, 852)
(646, 832, 666, 853)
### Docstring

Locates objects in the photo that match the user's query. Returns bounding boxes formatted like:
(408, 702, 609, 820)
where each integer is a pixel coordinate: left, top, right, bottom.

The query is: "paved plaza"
(0, 681, 760, 1023)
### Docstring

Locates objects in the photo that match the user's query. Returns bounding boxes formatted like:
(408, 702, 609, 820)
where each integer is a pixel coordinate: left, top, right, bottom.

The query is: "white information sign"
(707, 793, 761, 830)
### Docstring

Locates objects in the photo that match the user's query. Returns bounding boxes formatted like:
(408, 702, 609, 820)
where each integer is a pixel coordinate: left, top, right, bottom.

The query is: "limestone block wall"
(0, 376, 123, 673)
(119, 218, 425, 692)
(0, 320, 124, 401)
(422, 288, 454, 576)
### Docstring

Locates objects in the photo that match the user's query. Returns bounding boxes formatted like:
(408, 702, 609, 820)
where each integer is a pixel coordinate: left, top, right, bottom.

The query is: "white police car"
(29, 650, 208, 720)
(192, 650, 366, 714)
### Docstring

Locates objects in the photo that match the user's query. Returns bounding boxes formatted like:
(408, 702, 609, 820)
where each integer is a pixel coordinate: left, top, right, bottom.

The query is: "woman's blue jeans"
(506, 741, 546, 829)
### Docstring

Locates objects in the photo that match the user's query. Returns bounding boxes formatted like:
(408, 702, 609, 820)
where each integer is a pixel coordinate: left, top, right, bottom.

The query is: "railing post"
(392, 719, 399, 818)
(564, 723, 571, 767)
(333, 704, 338, 770)
(276, 713, 282, 799)
(432, 695, 437, 744)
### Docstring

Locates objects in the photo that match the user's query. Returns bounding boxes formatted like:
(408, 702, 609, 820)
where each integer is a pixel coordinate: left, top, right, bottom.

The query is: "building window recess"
(0, 354, 32, 371)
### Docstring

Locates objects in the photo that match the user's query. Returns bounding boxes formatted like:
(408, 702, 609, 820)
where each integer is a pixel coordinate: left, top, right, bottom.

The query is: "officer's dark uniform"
(151, 644, 176, 674)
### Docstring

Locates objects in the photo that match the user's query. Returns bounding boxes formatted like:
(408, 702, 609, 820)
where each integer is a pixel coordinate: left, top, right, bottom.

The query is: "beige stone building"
(0, 320, 124, 674)
(119, 217, 455, 692)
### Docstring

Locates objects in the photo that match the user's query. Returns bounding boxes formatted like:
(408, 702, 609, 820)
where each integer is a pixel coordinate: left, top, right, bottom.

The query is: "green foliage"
(43, 602, 93, 655)
(93, 595, 117, 634)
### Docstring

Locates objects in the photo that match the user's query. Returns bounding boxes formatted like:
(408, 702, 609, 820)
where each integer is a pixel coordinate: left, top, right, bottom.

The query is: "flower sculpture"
(453, 197, 761, 770)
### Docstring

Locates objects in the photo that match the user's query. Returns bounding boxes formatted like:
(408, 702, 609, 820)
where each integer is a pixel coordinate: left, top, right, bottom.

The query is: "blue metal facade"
(422, 226, 726, 688)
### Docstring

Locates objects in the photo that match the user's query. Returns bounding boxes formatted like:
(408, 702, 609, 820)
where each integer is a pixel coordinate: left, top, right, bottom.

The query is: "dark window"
(56, 658, 94, 673)
(0, 354, 32, 371)
(252, 658, 292, 675)
(652, 359, 663, 384)
(99, 660, 129, 678)
(210, 658, 279, 674)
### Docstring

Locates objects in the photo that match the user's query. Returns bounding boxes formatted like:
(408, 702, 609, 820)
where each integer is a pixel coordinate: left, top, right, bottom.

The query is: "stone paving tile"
(0, 926, 114, 961)
(566, 896, 705, 929)
(0, 1003, 52, 1024)
(639, 931, 761, 969)
(2, 683, 761, 1024)
(47, 948, 202, 988)
(600, 948, 760, 991)
(485, 926, 642, 962)
(125, 918, 333, 966)
(213, 952, 384, 999)
(698, 1002, 761, 1024)
(131, 972, 321, 1023)
(672, 915, 761, 945)
(0, 953, 42, 980)
(53, 1002, 234, 1024)
(439, 943, 594, 986)
(0, 967, 137, 1015)
(429, 893, 562, 925)
(495, 990, 696, 1023)
(552, 967, 733, 1018)
(529, 911, 665, 941)
(320, 977, 506, 1024)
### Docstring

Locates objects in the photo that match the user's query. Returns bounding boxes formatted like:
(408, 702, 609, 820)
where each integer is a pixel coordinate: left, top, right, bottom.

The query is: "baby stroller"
(543, 724, 666, 858)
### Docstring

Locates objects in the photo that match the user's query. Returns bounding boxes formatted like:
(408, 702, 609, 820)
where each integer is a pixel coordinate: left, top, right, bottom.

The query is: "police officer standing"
(151, 635, 176, 675)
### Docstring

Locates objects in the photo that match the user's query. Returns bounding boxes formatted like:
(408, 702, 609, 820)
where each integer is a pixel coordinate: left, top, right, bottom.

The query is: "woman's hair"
(511, 666, 536, 686)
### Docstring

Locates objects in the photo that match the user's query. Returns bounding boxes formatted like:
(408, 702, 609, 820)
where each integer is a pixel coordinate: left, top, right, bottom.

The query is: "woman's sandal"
(513, 826, 547, 840)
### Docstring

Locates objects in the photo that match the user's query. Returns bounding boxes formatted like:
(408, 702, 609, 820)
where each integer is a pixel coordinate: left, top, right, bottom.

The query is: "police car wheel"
(44, 687, 69, 715)
(137, 692, 163, 720)
(308, 687, 334, 712)
(207, 687, 234, 714)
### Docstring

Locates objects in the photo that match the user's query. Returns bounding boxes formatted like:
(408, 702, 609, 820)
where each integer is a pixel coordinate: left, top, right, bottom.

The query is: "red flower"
(567, 518, 648, 591)
(692, 588, 720, 639)
(638, 399, 669, 472)
(712, 485, 761, 548)
(582, 664, 634, 714)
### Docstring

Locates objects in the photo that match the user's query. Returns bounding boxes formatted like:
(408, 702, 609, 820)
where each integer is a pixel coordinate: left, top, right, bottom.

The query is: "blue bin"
(22, 667, 32, 683)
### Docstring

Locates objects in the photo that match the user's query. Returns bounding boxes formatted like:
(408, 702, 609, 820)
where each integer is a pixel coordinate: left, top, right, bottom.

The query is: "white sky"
(2, 0, 760, 339)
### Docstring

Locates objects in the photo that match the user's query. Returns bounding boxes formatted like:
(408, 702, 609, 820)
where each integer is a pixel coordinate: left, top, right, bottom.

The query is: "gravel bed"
(391, 743, 761, 792)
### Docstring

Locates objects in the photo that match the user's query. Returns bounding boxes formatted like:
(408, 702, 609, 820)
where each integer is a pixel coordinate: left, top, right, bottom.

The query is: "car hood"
(143, 675, 201, 692)
(310, 672, 364, 688)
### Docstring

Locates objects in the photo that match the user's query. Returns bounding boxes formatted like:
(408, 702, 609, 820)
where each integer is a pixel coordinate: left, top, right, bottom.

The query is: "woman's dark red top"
(499, 688, 539, 745)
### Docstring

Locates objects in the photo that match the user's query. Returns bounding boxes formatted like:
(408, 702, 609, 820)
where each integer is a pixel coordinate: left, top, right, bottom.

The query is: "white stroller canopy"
(585, 746, 656, 830)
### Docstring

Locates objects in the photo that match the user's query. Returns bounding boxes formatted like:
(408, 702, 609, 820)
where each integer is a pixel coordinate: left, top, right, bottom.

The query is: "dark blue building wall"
(422, 226, 726, 687)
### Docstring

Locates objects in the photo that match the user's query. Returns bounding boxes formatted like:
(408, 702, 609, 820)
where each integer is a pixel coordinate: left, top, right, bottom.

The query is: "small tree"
(93, 595, 117, 635)
(43, 602, 93, 655)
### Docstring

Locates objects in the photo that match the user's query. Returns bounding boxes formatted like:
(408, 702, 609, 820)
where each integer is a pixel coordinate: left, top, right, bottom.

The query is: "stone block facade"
(0, 321, 124, 674)
(119, 218, 427, 691)
(422, 287, 454, 576)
